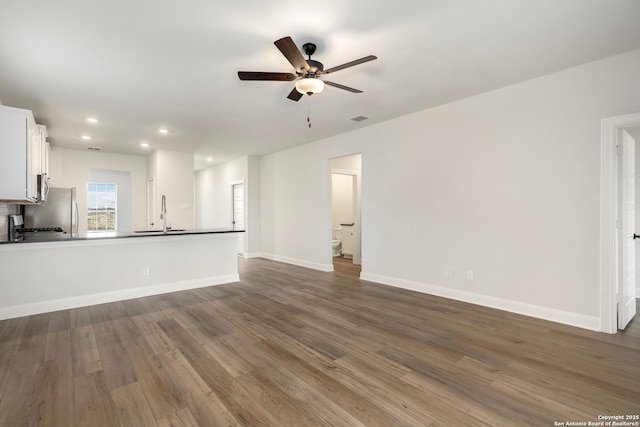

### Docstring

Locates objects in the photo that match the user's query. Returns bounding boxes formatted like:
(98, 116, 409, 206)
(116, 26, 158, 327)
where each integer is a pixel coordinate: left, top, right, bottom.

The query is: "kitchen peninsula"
(0, 229, 243, 320)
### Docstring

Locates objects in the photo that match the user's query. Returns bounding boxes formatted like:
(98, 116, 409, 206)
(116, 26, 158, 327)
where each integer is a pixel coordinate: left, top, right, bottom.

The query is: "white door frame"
(600, 112, 640, 333)
(230, 180, 246, 256)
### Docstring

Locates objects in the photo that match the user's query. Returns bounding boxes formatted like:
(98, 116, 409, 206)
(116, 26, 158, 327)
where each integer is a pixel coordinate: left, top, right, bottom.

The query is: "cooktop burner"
(23, 227, 64, 233)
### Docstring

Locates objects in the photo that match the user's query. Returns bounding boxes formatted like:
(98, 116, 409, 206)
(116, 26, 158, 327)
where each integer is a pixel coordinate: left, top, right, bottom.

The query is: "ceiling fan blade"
(274, 36, 310, 74)
(322, 55, 377, 74)
(238, 71, 297, 81)
(323, 80, 363, 93)
(287, 87, 303, 101)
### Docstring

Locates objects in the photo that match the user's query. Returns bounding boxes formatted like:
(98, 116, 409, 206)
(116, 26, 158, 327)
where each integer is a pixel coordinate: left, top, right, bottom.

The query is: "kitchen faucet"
(160, 194, 167, 234)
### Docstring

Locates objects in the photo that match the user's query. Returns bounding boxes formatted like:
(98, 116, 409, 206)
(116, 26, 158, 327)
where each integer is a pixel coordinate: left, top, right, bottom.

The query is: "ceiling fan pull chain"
(307, 102, 312, 128)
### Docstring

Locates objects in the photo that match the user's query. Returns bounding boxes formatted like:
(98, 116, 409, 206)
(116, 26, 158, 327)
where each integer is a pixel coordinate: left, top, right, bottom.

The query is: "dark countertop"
(2, 228, 245, 244)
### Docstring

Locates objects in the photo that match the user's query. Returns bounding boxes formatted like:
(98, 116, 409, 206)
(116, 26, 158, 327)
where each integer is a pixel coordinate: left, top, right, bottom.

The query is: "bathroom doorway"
(330, 154, 362, 269)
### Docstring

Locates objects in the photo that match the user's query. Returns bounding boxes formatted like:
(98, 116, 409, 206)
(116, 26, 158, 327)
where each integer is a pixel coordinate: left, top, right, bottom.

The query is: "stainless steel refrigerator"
(23, 187, 78, 240)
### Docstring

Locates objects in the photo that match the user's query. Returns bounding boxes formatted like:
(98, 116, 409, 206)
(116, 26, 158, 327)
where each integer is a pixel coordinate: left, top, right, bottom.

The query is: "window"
(87, 183, 117, 232)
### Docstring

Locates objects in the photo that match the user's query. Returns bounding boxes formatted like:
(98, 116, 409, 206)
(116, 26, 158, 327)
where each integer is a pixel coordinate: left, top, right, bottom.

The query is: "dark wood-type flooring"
(332, 255, 361, 279)
(0, 257, 638, 426)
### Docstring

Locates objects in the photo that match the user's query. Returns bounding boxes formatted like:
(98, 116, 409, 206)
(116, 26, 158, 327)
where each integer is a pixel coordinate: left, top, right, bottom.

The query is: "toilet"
(332, 227, 342, 257)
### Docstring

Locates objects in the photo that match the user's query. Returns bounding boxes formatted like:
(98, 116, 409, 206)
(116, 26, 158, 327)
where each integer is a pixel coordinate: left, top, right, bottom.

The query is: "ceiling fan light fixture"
(295, 77, 324, 96)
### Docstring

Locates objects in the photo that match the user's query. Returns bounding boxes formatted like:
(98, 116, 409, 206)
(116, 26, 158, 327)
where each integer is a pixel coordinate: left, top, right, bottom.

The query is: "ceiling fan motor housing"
(305, 59, 324, 75)
(300, 43, 324, 75)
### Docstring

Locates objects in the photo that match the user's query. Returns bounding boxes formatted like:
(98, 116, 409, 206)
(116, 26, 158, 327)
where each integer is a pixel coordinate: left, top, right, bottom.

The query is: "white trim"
(361, 272, 600, 332)
(0, 274, 239, 321)
(331, 168, 359, 175)
(600, 112, 640, 334)
(259, 252, 334, 272)
(245, 252, 262, 258)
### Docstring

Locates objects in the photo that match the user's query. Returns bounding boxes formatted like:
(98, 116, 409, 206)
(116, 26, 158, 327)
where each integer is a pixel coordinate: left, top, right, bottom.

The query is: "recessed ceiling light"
(158, 128, 169, 134)
(140, 142, 149, 148)
(86, 117, 98, 123)
(206, 157, 213, 162)
(81, 135, 92, 140)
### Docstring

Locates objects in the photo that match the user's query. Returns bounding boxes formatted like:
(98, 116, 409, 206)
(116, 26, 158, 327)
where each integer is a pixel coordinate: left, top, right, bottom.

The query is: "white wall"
(88, 169, 132, 233)
(332, 174, 354, 230)
(49, 147, 147, 234)
(196, 156, 247, 228)
(260, 48, 640, 330)
(260, 142, 333, 270)
(195, 166, 216, 228)
(331, 154, 362, 172)
(247, 156, 261, 256)
(147, 150, 195, 230)
(195, 155, 260, 256)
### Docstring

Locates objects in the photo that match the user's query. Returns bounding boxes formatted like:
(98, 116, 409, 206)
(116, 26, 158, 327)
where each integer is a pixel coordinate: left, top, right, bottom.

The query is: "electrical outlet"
(467, 270, 474, 280)
(143, 266, 150, 276)
(445, 267, 453, 278)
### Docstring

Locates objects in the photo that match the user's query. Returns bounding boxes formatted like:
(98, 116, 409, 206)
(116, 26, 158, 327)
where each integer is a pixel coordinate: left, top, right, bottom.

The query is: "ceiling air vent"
(350, 115, 369, 122)
(87, 147, 101, 151)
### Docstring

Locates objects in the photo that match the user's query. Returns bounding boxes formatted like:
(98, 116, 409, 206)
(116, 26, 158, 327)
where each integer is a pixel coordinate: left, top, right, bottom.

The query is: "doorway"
(231, 181, 245, 256)
(330, 154, 362, 271)
(600, 113, 640, 333)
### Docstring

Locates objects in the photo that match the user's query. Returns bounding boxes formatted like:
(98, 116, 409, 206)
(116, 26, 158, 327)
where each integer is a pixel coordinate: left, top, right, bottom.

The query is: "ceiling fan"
(237, 36, 377, 101)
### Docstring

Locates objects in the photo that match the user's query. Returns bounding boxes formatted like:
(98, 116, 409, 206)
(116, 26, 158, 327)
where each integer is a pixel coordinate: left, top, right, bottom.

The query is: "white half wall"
(0, 233, 240, 320)
(259, 48, 640, 330)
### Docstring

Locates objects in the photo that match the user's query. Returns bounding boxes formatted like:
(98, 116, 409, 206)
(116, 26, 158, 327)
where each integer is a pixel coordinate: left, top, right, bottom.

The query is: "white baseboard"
(259, 253, 334, 272)
(244, 252, 262, 259)
(360, 272, 601, 332)
(0, 274, 240, 321)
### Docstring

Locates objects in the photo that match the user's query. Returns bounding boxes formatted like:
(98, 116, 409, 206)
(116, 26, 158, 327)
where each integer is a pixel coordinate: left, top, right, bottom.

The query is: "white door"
(232, 183, 245, 255)
(147, 178, 155, 230)
(619, 130, 637, 329)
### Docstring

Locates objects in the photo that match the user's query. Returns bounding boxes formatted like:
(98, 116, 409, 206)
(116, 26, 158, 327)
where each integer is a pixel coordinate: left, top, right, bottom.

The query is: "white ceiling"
(1, 1, 640, 170)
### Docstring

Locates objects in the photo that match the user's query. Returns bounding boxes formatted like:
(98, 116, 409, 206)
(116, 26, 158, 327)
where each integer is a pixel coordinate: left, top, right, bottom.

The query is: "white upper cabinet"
(0, 105, 48, 203)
